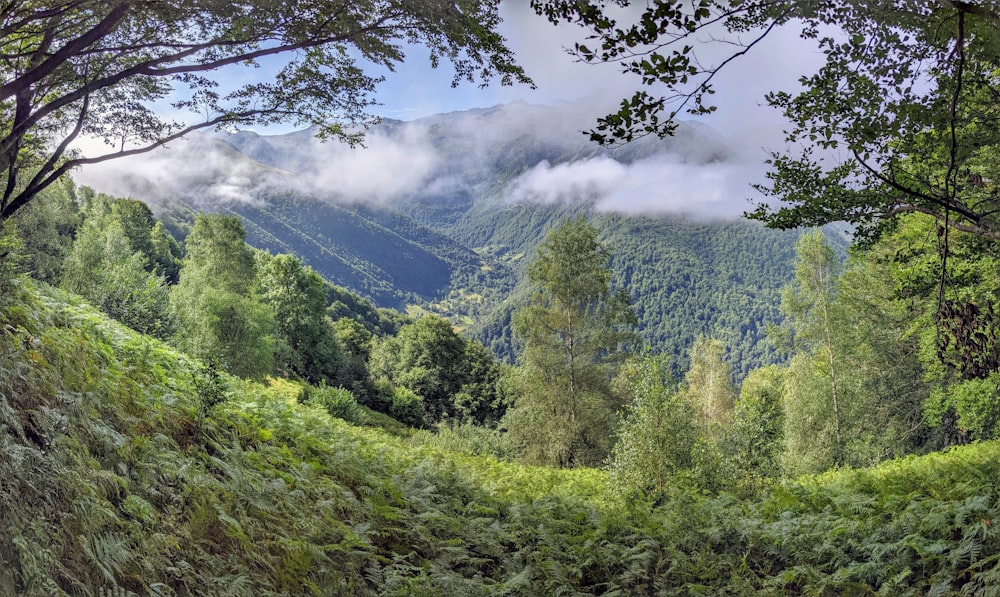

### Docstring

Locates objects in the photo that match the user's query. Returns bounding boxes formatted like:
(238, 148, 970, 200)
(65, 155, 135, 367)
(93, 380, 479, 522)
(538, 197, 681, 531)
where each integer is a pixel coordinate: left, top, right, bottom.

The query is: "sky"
(370, 4, 822, 151)
(75, 4, 829, 219)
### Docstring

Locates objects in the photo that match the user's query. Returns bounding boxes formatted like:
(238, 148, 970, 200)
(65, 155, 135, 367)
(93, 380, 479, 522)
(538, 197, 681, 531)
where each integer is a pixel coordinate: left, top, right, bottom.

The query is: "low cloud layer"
(508, 153, 762, 219)
(73, 135, 279, 206)
(73, 97, 770, 220)
(290, 127, 438, 204)
(74, 4, 827, 221)
(74, 126, 440, 207)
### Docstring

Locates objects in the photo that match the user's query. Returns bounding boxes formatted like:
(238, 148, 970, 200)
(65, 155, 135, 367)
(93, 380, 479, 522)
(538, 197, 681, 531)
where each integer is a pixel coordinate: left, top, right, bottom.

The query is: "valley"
(82, 101, 813, 376)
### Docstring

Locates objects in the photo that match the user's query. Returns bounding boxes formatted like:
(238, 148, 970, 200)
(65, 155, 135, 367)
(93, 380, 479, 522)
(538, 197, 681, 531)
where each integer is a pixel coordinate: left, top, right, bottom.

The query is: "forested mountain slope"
(444, 200, 808, 374)
(3, 275, 998, 595)
(83, 100, 814, 373)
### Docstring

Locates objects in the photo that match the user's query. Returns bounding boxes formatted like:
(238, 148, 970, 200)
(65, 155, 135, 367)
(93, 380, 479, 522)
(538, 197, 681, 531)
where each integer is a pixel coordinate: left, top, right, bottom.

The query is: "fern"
(80, 533, 133, 586)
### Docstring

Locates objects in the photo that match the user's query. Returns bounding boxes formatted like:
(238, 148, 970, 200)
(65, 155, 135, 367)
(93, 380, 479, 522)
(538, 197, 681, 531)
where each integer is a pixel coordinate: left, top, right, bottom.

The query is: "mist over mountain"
(75, 99, 806, 374)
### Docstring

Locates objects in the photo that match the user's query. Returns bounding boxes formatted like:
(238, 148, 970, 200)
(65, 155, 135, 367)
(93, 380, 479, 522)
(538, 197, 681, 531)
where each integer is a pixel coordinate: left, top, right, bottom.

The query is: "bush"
(410, 421, 518, 461)
(389, 386, 425, 428)
(302, 382, 366, 425)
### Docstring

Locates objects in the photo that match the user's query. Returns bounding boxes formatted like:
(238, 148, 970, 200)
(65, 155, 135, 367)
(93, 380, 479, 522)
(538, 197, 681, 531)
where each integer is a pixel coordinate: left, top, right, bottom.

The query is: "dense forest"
(123, 103, 814, 378)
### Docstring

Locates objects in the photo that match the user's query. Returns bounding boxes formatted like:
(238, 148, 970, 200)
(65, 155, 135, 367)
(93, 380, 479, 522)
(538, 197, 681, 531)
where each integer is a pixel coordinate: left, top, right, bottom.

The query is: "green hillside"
(222, 194, 478, 308)
(141, 103, 799, 375)
(3, 274, 999, 595)
(443, 200, 809, 374)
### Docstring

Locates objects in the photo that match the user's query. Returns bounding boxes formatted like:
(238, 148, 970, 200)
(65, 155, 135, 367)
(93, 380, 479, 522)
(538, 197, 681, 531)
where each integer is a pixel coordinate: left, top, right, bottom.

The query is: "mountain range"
(77, 100, 813, 376)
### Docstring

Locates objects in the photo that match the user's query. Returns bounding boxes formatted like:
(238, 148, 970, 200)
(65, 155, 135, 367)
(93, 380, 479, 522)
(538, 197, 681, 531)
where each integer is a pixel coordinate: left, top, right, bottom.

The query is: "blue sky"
(124, 1, 828, 161)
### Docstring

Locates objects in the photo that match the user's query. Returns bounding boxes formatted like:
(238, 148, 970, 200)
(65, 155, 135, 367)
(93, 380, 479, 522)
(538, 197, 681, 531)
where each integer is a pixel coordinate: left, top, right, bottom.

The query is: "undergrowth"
(2, 277, 999, 595)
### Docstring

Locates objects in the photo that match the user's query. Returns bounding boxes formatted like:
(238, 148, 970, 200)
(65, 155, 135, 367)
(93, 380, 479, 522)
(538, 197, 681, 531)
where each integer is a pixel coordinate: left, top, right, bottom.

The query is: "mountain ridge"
(78, 99, 807, 374)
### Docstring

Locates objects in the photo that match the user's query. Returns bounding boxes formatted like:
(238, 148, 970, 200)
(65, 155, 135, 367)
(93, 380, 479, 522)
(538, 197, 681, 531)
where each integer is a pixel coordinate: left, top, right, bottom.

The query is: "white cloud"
(292, 127, 438, 203)
(73, 126, 440, 207)
(508, 152, 761, 219)
(72, 135, 279, 206)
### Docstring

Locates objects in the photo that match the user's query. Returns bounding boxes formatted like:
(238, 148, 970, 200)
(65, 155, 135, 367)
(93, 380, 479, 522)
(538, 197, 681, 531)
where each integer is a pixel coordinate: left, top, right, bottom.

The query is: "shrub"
(303, 382, 366, 425)
(389, 386, 425, 428)
(410, 421, 518, 460)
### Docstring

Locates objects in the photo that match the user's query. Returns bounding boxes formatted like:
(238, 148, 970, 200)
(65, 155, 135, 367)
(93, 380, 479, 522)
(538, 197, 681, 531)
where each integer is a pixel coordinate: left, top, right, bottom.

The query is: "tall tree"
(0, 0, 529, 220)
(171, 215, 273, 379)
(778, 229, 930, 474)
(256, 253, 343, 385)
(505, 217, 636, 468)
(781, 230, 844, 466)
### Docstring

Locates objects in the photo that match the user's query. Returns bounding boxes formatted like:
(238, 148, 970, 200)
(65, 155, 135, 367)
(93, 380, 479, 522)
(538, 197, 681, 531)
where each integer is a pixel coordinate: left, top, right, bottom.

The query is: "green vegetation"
(505, 218, 636, 468)
(3, 275, 1000, 595)
(171, 215, 275, 379)
(370, 315, 508, 427)
(151, 108, 808, 379)
(453, 204, 809, 377)
(10, 1, 1000, 592)
(2, 178, 1000, 595)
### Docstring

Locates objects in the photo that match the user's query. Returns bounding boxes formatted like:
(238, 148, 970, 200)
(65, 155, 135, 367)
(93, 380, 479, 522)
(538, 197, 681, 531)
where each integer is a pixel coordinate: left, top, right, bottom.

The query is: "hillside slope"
(80, 100, 828, 374)
(3, 276, 999, 595)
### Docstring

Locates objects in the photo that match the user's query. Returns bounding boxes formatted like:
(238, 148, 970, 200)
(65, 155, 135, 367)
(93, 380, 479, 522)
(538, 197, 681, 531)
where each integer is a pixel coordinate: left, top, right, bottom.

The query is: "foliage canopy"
(0, 0, 528, 220)
(531, 0, 1000, 242)
(507, 217, 636, 467)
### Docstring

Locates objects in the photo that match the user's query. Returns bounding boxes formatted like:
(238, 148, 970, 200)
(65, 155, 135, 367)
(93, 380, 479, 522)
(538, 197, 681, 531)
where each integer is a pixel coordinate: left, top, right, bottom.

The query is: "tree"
(0, 0, 529, 221)
(256, 252, 343, 384)
(677, 337, 738, 492)
(831, 235, 930, 458)
(148, 221, 183, 284)
(532, 1, 1000, 241)
(730, 365, 784, 494)
(369, 315, 504, 425)
(780, 230, 845, 466)
(778, 229, 930, 473)
(171, 215, 273, 379)
(505, 217, 636, 467)
(682, 337, 735, 431)
(10, 177, 80, 284)
(608, 355, 698, 497)
(61, 207, 171, 337)
(877, 215, 1000, 443)
(331, 317, 379, 406)
(453, 341, 510, 427)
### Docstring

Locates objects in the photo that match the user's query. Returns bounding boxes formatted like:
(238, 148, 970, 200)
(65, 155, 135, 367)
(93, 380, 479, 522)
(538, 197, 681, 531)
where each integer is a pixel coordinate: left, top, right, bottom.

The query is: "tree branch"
(889, 204, 1000, 240)
(0, 14, 401, 164)
(0, 3, 130, 101)
(936, 0, 1000, 28)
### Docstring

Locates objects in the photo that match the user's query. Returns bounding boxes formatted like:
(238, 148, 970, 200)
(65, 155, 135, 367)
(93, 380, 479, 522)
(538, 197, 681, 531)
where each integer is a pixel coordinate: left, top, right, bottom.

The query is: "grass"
(2, 275, 999, 595)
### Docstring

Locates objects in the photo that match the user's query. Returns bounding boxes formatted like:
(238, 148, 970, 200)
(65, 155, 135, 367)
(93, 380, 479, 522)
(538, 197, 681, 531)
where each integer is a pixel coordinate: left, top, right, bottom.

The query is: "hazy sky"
(371, 5, 823, 149)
